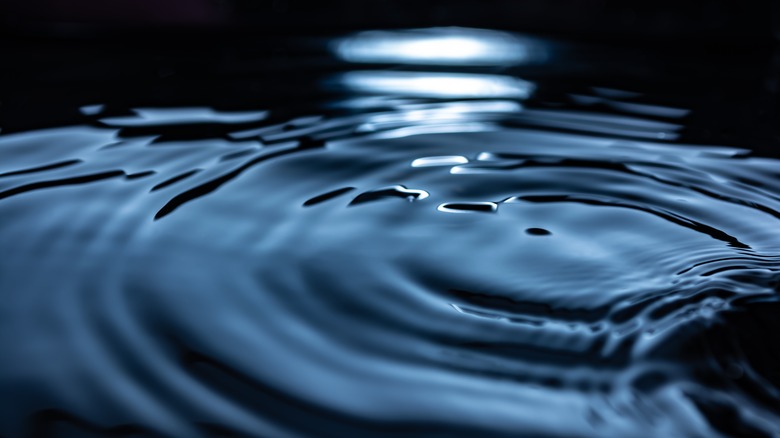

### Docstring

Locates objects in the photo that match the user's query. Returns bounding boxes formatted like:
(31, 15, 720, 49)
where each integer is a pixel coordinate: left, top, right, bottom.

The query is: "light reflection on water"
(336, 71, 535, 99)
(333, 27, 540, 66)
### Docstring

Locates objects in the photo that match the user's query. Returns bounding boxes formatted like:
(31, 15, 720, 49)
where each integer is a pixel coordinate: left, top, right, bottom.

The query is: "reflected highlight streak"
(337, 71, 534, 99)
(334, 28, 538, 66)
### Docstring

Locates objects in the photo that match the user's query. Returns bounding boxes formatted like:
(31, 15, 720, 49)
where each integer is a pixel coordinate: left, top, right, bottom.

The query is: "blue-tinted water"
(1, 28, 779, 437)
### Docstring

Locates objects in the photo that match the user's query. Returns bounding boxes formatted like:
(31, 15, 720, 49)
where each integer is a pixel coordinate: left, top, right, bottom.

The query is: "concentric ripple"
(2, 52, 780, 437)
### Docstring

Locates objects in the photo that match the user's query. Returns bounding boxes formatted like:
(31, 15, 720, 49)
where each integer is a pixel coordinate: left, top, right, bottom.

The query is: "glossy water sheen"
(1, 29, 780, 437)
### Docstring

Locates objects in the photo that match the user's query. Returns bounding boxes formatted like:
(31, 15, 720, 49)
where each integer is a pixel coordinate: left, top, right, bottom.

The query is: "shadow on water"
(0, 27, 780, 437)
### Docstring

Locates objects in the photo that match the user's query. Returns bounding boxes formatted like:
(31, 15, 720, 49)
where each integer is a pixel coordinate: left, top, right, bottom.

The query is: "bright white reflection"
(411, 156, 469, 167)
(339, 71, 534, 99)
(352, 100, 522, 139)
(365, 101, 521, 126)
(364, 123, 494, 139)
(335, 28, 536, 65)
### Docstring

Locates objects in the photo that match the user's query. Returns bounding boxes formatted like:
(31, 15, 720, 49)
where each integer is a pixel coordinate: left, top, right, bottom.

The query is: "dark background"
(1, 0, 778, 43)
(1, 1, 779, 156)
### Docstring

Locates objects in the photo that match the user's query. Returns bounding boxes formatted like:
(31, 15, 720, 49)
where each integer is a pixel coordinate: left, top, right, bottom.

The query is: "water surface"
(1, 28, 779, 437)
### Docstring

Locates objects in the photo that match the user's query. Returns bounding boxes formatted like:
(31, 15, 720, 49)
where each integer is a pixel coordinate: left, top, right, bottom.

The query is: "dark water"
(1, 28, 780, 437)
